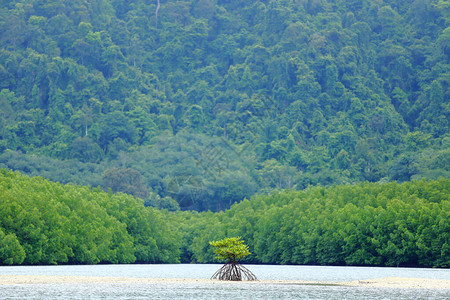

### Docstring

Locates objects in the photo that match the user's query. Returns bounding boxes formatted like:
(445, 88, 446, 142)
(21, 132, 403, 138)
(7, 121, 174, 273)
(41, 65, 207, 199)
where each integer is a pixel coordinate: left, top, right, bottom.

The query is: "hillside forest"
(0, 0, 449, 211)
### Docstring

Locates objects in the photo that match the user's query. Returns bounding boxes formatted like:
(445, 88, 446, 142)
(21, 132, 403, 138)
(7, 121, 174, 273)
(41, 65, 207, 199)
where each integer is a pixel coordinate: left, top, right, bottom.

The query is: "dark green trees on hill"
(0, 0, 449, 210)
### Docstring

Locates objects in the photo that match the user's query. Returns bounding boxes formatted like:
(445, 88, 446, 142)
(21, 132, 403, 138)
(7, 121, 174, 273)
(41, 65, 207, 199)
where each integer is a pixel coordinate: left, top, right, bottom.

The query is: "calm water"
(0, 264, 449, 299)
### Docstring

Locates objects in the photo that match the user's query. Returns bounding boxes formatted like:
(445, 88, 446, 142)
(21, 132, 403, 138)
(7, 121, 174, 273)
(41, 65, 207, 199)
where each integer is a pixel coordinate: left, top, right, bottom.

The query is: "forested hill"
(1, 0, 449, 211)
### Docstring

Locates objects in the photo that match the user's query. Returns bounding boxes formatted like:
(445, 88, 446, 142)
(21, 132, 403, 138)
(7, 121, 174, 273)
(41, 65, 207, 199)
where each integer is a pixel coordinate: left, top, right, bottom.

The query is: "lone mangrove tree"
(209, 237, 257, 281)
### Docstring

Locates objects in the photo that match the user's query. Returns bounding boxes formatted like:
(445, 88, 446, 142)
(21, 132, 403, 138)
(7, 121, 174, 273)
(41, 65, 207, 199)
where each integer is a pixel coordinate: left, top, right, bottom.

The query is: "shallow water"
(1, 264, 449, 281)
(0, 264, 449, 299)
(2, 282, 449, 300)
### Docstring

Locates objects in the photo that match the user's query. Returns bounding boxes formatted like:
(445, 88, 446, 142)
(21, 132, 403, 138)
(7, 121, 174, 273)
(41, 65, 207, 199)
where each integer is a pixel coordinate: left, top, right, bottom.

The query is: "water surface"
(0, 264, 448, 299)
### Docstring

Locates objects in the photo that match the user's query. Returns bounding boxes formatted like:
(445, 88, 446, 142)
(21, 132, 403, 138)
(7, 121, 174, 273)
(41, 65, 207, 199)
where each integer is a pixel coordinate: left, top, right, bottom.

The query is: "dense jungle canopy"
(0, 0, 449, 211)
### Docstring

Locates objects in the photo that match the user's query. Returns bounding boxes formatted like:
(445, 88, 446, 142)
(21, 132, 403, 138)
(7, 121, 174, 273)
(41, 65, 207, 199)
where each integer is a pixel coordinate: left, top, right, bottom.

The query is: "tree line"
(1, 169, 448, 267)
(179, 177, 449, 268)
(0, 169, 180, 265)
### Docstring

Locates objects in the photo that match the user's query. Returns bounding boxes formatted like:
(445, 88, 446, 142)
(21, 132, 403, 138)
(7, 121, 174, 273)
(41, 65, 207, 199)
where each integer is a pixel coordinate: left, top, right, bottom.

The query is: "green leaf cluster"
(209, 237, 251, 263)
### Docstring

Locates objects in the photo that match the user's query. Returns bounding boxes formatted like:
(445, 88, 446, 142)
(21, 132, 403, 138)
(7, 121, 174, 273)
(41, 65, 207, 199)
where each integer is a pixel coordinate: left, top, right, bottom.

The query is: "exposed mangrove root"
(211, 262, 257, 281)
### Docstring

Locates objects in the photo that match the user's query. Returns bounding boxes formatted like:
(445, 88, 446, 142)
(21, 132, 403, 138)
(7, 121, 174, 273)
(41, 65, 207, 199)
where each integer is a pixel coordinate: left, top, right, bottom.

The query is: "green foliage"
(181, 178, 450, 268)
(1, 169, 448, 267)
(209, 237, 251, 263)
(0, 169, 180, 265)
(0, 0, 448, 212)
(0, 229, 25, 265)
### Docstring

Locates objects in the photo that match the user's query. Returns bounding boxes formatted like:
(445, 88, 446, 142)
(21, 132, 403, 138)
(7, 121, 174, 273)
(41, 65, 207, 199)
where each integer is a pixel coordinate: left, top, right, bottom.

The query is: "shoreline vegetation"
(0, 275, 448, 289)
(0, 169, 449, 267)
